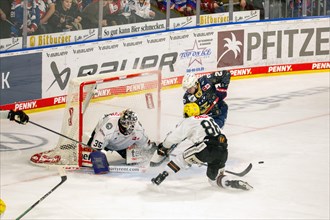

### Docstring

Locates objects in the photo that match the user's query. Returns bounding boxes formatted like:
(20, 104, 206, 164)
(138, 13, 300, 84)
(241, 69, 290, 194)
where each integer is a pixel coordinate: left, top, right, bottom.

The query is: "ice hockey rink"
(0, 71, 329, 219)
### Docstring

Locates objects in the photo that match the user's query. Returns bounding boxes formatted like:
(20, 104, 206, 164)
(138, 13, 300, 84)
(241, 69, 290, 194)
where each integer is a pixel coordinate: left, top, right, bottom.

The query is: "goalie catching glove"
(8, 110, 29, 124)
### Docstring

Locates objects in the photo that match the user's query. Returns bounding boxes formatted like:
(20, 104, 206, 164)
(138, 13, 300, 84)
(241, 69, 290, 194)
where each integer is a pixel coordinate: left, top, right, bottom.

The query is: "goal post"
(30, 70, 162, 168)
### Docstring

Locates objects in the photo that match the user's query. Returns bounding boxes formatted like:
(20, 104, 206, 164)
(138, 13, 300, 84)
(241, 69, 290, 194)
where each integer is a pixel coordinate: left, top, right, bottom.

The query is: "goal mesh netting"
(30, 70, 161, 168)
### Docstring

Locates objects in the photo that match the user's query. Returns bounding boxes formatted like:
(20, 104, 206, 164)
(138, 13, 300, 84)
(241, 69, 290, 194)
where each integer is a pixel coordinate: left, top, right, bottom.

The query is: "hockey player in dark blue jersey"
(182, 70, 231, 129)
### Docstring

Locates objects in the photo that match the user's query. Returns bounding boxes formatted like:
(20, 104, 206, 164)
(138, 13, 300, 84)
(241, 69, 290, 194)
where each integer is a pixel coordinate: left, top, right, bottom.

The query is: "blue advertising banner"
(0, 53, 42, 105)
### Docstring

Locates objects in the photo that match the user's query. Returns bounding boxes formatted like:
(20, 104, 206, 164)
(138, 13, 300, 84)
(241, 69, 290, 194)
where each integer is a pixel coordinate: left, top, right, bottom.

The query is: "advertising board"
(0, 17, 329, 111)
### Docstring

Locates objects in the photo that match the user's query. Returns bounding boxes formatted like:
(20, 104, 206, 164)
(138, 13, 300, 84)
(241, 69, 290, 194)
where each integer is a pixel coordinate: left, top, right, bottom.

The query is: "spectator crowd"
(0, 0, 328, 38)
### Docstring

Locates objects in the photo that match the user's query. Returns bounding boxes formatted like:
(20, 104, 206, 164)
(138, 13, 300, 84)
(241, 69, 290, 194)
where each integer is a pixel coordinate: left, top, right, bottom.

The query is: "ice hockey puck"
(258, 161, 264, 164)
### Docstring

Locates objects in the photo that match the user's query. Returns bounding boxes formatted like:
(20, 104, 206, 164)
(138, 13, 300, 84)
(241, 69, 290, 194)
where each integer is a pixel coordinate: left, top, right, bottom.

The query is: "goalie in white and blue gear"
(182, 70, 231, 129)
(150, 103, 252, 190)
(87, 109, 156, 172)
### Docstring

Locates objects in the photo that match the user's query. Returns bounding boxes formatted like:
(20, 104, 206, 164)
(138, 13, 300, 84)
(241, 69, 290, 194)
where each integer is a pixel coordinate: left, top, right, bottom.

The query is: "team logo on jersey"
(106, 123, 113, 130)
(202, 84, 211, 91)
(217, 30, 244, 68)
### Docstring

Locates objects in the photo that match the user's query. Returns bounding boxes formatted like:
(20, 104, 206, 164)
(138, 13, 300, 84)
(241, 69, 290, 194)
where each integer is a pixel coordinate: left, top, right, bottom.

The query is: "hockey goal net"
(30, 70, 162, 168)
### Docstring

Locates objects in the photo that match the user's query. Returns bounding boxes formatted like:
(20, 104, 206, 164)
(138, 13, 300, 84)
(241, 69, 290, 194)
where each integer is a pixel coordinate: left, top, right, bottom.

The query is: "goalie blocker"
(90, 151, 109, 174)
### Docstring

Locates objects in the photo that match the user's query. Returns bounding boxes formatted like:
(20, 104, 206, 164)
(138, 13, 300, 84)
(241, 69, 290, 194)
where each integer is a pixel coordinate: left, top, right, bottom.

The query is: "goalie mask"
(119, 109, 138, 135)
(183, 103, 200, 118)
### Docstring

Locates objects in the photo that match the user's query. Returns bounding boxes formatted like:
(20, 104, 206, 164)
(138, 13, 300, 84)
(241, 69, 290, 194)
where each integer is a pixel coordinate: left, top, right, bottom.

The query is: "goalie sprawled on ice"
(31, 109, 157, 173)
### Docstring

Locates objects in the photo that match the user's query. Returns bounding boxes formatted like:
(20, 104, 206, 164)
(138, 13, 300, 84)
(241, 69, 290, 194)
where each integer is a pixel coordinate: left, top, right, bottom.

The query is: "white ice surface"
(0, 72, 329, 219)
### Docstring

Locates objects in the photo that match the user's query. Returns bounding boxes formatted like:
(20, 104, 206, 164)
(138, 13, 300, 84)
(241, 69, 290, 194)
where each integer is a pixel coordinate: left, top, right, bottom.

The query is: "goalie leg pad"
(30, 150, 61, 164)
(90, 151, 109, 174)
(182, 142, 207, 165)
(126, 144, 148, 165)
(82, 147, 94, 167)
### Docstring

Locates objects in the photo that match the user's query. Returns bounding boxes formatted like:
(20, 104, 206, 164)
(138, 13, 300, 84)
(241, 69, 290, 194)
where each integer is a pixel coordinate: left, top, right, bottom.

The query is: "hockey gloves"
(150, 143, 177, 167)
(8, 110, 29, 124)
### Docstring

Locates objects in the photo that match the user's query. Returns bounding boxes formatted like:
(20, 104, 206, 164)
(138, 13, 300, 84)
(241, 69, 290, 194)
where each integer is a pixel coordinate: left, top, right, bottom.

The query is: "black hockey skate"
(225, 180, 253, 190)
(151, 171, 169, 185)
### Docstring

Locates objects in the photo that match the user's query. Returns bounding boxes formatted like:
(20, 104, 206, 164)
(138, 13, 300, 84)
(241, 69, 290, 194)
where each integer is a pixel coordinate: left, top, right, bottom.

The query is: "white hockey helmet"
(182, 73, 197, 91)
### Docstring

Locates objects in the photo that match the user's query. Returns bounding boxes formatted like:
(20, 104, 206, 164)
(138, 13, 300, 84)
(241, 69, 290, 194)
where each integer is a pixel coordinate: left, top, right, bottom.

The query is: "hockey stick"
(225, 163, 252, 177)
(201, 163, 252, 177)
(204, 97, 219, 114)
(170, 151, 252, 177)
(29, 121, 90, 148)
(16, 168, 67, 220)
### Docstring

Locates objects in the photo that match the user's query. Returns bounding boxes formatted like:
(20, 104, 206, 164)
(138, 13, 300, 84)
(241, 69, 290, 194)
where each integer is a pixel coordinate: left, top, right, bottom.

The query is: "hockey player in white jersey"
(87, 109, 156, 163)
(0, 110, 29, 124)
(150, 103, 252, 190)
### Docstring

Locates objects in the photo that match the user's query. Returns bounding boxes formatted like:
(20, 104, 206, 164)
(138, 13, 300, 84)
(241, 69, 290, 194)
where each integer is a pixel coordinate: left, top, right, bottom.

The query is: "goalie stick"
(16, 168, 67, 220)
(29, 121, 90, 148)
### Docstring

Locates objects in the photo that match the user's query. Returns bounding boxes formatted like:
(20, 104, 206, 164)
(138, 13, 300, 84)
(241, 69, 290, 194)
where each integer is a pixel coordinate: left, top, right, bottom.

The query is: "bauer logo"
(217, 30, 244, 68)
(47, 53, 178, 91)
(48, 61, 71, 91)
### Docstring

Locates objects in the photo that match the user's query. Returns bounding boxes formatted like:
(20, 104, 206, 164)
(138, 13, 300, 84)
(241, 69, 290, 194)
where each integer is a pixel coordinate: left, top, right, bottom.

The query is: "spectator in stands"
(81, 0, 111, 29)
(154, 0, 182, 17)
(36, 0, 56, 34)
(48, 0, 82, 32)
(0, 0, 12, 39)
(0, 8, 6, 22)
(75, 0, 93, 12)
(10, 0, 41, 37)
(133, 0, 156, 22)
(200, 0, 225, 14)
(169, 0, 194, 16)
(288, 0, 301, 17)
(147, 0, 166, 20)
(289, 0, 330, 17)
(240, 0, 265, 19)
(105, 0, 127, 25)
